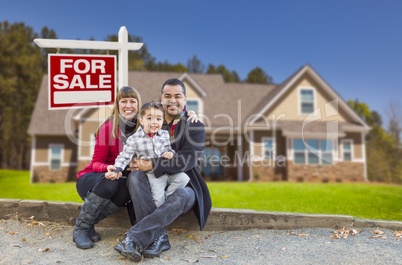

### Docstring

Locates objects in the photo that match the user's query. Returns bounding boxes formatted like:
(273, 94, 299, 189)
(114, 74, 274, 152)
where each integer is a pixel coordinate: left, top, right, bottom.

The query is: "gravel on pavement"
(1, 219, 401, 265)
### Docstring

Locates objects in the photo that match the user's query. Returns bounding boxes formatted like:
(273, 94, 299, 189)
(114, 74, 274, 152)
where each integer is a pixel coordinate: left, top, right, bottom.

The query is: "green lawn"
(1, 169, 401, 221)
(0, 170, 81, 203)
(209, 182, 402, 221)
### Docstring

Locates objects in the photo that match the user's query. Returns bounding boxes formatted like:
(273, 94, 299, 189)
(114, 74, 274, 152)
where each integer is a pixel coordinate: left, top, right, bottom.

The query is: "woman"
(73, 86, 198, 249)
(73, 86, 142, 249)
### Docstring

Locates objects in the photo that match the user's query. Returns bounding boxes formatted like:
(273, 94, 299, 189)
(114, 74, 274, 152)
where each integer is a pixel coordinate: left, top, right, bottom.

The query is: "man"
(114, 78, 212, 262)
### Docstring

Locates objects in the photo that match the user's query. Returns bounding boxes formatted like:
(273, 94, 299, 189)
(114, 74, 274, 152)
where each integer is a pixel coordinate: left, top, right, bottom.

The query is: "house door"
(201, 147, 224, 179)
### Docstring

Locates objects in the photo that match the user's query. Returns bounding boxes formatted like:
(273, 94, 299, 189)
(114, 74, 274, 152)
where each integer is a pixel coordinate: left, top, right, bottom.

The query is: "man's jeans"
(126, 170, 195, 250)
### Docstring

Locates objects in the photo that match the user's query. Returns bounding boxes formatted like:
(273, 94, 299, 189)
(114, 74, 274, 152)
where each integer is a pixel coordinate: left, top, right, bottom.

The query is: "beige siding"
(339, 132, 363, 159)
(252, 131, 273, 156)
(266, 73, 354, 123)
(183, 80, 204, 118)
(35, 140, 48, 162)
(80, 121, 101, 157)
(35, 136, 77, 163)
(84, 108, 111, 121)
(183, 81, 202, 99)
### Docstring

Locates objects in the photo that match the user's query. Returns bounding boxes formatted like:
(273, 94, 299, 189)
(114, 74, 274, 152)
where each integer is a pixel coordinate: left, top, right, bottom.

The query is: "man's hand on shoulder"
(187, 110, 200, 123)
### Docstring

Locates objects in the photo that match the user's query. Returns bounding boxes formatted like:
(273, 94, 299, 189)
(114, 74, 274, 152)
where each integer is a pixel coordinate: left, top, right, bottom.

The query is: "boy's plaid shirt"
(113, 126, 174, 171)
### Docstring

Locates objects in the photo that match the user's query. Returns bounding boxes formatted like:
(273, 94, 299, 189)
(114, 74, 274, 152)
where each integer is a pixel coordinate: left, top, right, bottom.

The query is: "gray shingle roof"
(28, 75, 78, 135)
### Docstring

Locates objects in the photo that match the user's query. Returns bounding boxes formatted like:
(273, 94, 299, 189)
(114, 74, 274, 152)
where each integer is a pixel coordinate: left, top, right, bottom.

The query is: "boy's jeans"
(147, 172, 190, 208)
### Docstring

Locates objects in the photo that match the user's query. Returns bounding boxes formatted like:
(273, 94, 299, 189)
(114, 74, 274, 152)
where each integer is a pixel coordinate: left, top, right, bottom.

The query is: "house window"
(262, 137, 273, 159)
(294, 139, 306, 164)
(307, 139, 319, 164)
(293, 139, 333, 165)
(300, 89, 314, 114)
(342, 140, 353, 161)
(321, 139, 333, 165)
(186, 100, 199, 113)
(50, 145, 63, 170)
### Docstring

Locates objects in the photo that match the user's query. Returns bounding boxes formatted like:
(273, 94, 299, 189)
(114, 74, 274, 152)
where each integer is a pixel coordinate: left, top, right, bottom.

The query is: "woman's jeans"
(76, 172, 130, 207)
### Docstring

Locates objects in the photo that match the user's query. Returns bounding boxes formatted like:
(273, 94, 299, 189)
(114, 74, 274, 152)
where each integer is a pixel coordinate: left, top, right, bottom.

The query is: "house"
(28, 64, 370, 183)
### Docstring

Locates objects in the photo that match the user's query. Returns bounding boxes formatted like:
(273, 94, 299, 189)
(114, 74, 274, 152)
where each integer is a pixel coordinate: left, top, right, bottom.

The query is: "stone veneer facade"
(286, 161, 365, 182)
(32, 166, 77, 183)
(32, 160, 98, 182)
(252, 160, 365, 182)
(252, 160, 285, 181)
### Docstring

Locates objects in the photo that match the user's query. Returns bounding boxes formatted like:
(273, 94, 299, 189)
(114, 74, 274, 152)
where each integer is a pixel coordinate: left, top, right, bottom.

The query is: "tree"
(146, 59, 188, 73)
(245, 67, 273, 84)
(384, 100, 402, 183)
(0, 21, 42, 169)
(105, 34, 151, 71)
(39, 26, 58, 71)
(385, 100, 402, 146)
(347, 99, 401, 183)
(347, 99, 372, 124)
(231, 71, 240, 83)
(371, 110, 382, 127)
(206, 64, 240, 83)
(187, 55, 204, 74)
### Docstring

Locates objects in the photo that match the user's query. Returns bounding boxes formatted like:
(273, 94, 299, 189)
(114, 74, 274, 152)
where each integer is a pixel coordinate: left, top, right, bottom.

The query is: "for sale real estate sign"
(48, 54, 116, 109)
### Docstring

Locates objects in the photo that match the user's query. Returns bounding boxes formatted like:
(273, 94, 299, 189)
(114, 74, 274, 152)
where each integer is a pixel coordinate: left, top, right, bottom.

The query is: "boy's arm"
(161, 130, 175, 154)
(160, 130, 175, 159)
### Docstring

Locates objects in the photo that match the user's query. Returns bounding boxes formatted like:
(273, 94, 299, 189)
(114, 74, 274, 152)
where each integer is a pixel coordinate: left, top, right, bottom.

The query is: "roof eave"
(179, 73, 207, 97)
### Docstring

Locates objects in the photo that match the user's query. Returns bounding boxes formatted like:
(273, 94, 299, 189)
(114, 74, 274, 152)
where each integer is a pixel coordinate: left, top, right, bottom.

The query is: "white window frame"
(340, 139, 354, 162)
(298, 87, 316, 115)
(48, 144, 64, 170)
(261, 137, 273, 159)
(186, 98, 203, 114)
(292, 138, 335, 165)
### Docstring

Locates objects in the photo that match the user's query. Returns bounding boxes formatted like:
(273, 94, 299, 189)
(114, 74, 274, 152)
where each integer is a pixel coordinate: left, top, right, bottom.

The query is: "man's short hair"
(161, 78, 186, 96)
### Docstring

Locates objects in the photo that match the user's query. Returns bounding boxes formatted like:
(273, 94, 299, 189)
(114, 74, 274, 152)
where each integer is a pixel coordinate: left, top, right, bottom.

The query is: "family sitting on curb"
(73, 78, 211, 262)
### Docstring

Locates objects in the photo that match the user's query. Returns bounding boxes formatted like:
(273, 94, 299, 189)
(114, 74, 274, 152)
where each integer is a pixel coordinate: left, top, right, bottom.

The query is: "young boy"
(108, 102, 189, 208)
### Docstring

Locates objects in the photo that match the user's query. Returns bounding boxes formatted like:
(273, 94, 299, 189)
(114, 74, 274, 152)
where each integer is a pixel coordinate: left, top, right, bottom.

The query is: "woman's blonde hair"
(95, 86, 142, 139)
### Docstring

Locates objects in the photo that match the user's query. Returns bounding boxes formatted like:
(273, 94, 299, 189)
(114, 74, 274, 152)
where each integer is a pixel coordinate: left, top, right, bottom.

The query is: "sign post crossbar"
(34, 26, 143, 90)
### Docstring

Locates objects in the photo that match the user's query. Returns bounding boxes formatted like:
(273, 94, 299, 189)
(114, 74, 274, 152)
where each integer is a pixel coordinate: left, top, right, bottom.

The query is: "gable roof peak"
(178, 72, 207, 97)
(248, 64, 370, 129)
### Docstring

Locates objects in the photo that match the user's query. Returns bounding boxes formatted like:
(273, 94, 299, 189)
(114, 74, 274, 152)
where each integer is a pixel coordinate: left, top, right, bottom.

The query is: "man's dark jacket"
(152, 114, 211, 230)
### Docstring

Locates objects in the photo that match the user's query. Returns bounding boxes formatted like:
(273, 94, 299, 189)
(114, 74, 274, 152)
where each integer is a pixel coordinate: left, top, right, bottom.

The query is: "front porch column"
(30, 135, 36, 184)
(248, 130, 254, 182)
(362, 132, 368, 182)
(237, 132, 243, 182)
(273, 126, 276, 166)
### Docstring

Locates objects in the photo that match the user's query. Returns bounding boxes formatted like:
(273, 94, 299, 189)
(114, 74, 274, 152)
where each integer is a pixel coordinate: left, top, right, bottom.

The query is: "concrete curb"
(1, 199, 401, 231)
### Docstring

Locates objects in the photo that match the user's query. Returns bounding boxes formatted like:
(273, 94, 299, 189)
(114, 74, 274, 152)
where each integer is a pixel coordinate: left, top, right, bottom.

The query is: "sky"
(1, 0, 401, 126)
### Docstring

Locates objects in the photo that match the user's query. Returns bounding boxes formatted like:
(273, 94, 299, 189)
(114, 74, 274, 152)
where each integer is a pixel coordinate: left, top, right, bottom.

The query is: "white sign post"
(34, 26, 143, 108)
